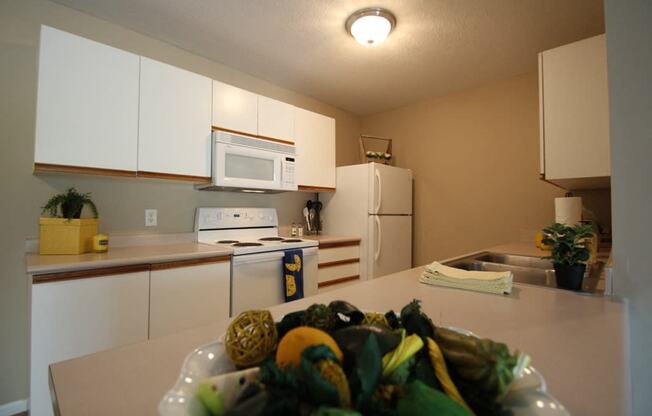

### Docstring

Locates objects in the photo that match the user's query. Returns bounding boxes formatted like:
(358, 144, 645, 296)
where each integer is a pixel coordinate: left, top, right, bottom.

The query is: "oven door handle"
(232, 251, 285, 265)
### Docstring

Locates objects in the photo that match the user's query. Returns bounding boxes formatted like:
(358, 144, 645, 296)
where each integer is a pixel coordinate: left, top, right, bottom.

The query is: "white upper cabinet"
(258, 96, 295, 141)
(212, 80, 258, 136)
(294, 107, 336, 190)
(35, 26, 139, 172)
(539, 34, 611, 189)
(138, 57, 212, 179)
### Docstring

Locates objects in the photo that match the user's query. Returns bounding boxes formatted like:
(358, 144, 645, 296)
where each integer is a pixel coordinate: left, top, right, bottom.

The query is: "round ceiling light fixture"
(345, 7, 396, 46)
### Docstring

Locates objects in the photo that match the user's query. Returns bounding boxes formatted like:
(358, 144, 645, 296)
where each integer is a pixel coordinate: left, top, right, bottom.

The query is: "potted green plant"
(541, 222, 594, 291)
(42, 187, 98, 219)
(39, 188, 99, 254)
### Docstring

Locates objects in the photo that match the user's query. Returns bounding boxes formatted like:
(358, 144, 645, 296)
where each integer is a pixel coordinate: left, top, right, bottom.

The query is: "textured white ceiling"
(51, 0, 604, 115)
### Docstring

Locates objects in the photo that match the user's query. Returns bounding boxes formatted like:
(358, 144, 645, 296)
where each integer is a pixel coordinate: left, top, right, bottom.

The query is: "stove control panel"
(195, 207, 278, 231)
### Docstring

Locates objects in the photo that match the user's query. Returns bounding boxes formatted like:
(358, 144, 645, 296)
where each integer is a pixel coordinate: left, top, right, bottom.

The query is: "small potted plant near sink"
(39, 188, 99, 255)
(541, 222, 594, 291)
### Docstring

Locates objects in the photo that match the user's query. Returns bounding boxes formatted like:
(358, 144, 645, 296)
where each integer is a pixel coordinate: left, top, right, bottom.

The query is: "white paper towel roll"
(555, 197, 582, 225)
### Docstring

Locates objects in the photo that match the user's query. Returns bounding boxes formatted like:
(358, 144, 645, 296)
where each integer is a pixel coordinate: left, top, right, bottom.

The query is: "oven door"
(231, 251, 285, 315)
(230, 247, 318, 315)
(215, 142, 282, 191)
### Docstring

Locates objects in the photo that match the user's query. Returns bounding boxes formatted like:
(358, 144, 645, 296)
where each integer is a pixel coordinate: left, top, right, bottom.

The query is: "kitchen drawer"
(318, 261, 360, 284)
(318, 277, 361, 293)
(318, 244, 360, 264)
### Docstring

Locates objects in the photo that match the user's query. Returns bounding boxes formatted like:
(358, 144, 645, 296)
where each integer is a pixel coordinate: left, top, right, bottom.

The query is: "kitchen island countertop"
(49, 254, 627, 416)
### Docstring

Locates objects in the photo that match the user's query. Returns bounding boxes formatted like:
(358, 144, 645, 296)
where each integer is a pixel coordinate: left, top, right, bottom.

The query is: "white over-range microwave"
(197, 130, 297, 193)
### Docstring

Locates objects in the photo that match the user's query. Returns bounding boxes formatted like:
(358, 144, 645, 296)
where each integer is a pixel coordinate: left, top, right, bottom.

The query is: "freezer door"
(367, 215, 412, 279)
(369, 163, 413, 215)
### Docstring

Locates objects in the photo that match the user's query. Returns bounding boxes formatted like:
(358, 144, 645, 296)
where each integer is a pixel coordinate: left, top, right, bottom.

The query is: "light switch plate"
(145, 209, 157, 227)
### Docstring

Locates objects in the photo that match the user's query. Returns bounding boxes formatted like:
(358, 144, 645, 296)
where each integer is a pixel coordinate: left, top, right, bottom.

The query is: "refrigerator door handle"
(374, 215, 382, 261)
(374, 169, 382, 214)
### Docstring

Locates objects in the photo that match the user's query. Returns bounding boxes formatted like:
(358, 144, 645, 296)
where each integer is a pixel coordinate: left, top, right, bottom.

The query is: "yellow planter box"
(39, 218, 99, 255)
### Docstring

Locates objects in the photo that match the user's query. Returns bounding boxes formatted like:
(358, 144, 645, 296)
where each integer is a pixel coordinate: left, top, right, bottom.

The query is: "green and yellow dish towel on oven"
(420, 261, 513, 295)
(283, 249, 304, 301)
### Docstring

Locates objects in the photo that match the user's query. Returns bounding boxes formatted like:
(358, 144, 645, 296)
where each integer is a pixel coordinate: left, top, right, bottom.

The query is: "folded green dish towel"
(420, 261, 513, 295)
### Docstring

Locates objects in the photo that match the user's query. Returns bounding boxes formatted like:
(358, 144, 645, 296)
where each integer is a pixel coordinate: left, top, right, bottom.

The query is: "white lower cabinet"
(149, 259, 230, 339)
(29, 256, 232, 415)
(317, 242, 361, 292)
(30, 270, 150, 416)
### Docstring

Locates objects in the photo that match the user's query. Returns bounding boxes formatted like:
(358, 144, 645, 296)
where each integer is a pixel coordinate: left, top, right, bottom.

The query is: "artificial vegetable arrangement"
(198, 300, 528, 416)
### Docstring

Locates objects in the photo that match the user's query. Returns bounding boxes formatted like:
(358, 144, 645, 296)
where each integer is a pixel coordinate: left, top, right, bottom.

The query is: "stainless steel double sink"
(443, 252, 604, 295)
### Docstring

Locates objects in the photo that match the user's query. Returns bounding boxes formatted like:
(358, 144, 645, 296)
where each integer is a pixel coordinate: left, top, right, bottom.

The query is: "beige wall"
(0, 0, 360, 404)
(361, 73, 567, 265)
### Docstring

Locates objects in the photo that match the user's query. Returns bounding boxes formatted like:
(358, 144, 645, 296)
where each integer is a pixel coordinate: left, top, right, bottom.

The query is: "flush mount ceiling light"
(345, 7, 396, 46)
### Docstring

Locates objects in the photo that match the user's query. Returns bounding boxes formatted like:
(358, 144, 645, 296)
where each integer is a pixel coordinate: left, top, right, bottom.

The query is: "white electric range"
(195, 207, 318, 315)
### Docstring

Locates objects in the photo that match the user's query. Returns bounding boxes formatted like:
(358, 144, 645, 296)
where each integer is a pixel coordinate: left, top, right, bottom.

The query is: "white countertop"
(25, 234, 362, 275)
(25, 243, 233, 274)
(49, 256, 627, 415)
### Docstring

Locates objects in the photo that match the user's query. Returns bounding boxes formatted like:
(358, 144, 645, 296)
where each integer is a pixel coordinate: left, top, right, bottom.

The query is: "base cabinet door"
(149, 260, 230, 339)
(30, 271, 150, 416)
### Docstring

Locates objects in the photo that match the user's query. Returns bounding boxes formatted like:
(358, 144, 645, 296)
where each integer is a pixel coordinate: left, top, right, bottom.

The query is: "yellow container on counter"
(92, 233, 109, 253)
(39, 218, 98, 255)
(535, 232, 553, 250)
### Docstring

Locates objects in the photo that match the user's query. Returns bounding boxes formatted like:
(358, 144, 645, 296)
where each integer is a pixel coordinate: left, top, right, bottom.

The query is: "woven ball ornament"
(225, 310, 278, 367)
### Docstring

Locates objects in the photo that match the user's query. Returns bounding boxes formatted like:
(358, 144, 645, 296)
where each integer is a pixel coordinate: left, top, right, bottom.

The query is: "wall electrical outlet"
(145, 209, 157, 227)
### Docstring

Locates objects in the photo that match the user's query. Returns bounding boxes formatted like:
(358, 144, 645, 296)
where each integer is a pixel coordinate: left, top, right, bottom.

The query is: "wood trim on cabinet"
(32, 255, 232, 283)
(211, 126, 295, 145)
(318, 258, 360, 269)
(137, 171, 211, 183)
(298, 185, 336, 193)
(318, 240, 361, 249)
(32, 264, 150, 284)
(34, 163, 137, 178)
(318, 275, 360, 288)
(151, 255, 230, 271)
(257, 133, 295, 145)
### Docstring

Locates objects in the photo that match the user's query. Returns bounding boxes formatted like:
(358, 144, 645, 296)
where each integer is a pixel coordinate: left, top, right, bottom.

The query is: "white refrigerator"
(321, 163, 413, 280)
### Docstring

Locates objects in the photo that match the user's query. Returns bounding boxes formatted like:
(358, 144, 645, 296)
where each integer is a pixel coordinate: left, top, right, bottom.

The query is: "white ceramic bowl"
(159, 326, 569, 416)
